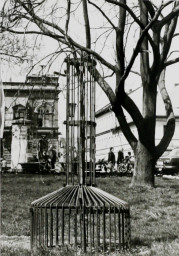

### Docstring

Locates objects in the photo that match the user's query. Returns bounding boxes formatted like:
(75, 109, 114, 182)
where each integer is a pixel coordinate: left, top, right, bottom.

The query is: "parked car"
(162, 147, 179, 175)
(155, 151, 170, 175)
(155, 148, 179, 175)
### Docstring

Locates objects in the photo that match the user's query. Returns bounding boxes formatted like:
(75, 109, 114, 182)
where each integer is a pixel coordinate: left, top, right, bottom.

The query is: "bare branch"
(167, 50, 179, 59)
(114, 105, 138, 151)
(105, 0, 155, 57)
(8, 0, 116, 71)
(115, 0, 126, 78)
(0, 52, 28, 61)
(139, 0, 150, 85)
(156, 70, 175, 157)
(106, 0, 143, 28)
(88, 0, 116, 30)
(130, 70, 141, 76)
(164, 57, 179, 67)
(104, 71, 115, 78)
(82, 0, 91, 48)
(143, 0, 155, 18)
(160, 8, 178, 65)
(65, 0, 71, 37)
(118, 6, 162, 89)
(120, 93, 154, 148)
(92, 68, 116, 104)
(173, 33, 179, 38)
(159, 2, 179, 28)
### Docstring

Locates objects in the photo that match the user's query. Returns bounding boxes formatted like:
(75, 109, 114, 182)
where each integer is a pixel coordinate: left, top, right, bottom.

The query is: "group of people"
(108, 147, 134, 173)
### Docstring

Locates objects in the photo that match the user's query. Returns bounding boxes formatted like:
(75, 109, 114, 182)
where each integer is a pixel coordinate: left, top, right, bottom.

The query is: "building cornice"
(3, 83, 61, 94)
(96, 115, 179, 137)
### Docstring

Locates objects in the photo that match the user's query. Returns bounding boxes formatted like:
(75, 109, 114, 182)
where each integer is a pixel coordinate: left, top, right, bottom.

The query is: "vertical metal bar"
(45, 208, 48, 247)
(50, 208, 53, 247)
(62, 207, 64, 245)
(96, 207, 100, 252)
(30, 208, 34, 250)
(128, 210, 131, 249)
(39, 208, 41, 247)
(77, 62, 80, 185)
(79, 59, 86, 185)
(114, 208, 116, 253)
(70, 64, 73, 184)
(86, 61, 89, 185)
(33, 209, 36, 247)
(89, 64, 92, 186)
(68, 207, 71, 244)
(83, 208, 87, 253)
(91, 59, 96, 186)
(84, 60, 87, 185)
(125, 210, 131, 250)
(40, 208, 44, 246)
(118, 210, 121, 251)
(72, 64, 75, 185)
(56, 207, 59, 245)
(74, 208, 78, 248)
(109, 207, 111, 253)
(103, 208, 106, 254)
(66, 57, 70, 185)
(122, 211, 125, 250)
(89, 207, 92, 255)
(86, 211, 88, 246)
(42, 208, 45, 246)
(36, 209, 39, 247)
(80, 210, 82, 248)
(92, 211, 95, 248)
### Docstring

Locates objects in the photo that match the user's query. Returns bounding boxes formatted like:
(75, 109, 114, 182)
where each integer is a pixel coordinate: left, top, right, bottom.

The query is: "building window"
(35, 103, 53, 127)
(37, 117, 43, 127)
(13, 104, 26, 120)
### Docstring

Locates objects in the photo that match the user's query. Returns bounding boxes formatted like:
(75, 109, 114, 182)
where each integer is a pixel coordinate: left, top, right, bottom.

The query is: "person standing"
(48, 145, 57, 170)
(117, 149, 124, 164)
(125, 151, 134, 173)
(37, 135, 48, 161)
(108, 147, 116, 172)
(117, 149, 124, 172)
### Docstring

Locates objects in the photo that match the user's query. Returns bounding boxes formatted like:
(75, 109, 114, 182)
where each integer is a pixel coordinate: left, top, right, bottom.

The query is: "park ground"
(1, 173, 179, 256)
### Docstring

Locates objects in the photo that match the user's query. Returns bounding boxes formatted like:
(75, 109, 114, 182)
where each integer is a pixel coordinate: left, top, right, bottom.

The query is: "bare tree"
(1, 0, 179, 187)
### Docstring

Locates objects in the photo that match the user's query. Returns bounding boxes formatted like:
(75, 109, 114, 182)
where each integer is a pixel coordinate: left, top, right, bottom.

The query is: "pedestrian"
(48, 145, 57, 170)
(1, 158, 7, 172)
(117, 149, 124, 164)
(108, 147, 116, 172)
(125, 152, 132, 162)
(117, 149, 124, 172)
(125, 152, 134, 173)
(58, 151, 65, 171)
(37, 135, 48, 161)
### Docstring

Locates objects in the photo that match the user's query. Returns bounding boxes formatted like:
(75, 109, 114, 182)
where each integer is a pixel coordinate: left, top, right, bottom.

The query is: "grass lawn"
(1, 173, 179, 255)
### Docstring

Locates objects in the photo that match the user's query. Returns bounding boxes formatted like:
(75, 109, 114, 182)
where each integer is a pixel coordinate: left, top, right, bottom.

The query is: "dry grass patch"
(1, 174, 179, 255)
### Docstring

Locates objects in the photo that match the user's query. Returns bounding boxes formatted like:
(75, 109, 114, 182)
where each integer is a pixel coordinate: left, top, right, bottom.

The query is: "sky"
(1, 0, 179, 112)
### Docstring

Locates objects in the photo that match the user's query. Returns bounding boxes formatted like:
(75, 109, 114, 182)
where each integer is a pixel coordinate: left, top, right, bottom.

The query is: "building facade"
(2, 75, 60, 169)
(95, 85, 179, 161)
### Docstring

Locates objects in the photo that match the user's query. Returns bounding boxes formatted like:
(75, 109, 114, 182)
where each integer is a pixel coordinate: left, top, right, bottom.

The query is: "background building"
(2, 74, 60, 169)
(95, 84, 179, 161)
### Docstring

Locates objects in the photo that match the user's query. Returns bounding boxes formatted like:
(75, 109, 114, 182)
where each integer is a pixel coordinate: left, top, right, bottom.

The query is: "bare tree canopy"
(1, 0, 179, 187)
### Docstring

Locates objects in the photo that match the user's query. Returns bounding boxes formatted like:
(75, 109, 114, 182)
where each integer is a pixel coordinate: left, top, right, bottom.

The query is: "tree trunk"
(131, 141, 155, 187)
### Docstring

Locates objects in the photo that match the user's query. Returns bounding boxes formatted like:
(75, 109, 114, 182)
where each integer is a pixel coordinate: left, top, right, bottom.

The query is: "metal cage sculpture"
(30, 54, 131, 254)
